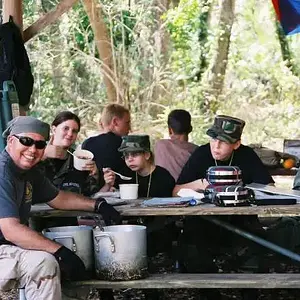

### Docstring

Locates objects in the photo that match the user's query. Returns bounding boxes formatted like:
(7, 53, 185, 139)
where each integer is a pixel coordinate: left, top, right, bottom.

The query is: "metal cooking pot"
(43, 225, 94, 271)
(93, 225, 148, 281)
(207, 166, 242, 186)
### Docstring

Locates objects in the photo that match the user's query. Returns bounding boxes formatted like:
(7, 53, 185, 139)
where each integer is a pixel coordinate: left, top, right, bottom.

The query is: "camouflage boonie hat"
(118, 135, 151, 152)
(206, 115, 245, 144)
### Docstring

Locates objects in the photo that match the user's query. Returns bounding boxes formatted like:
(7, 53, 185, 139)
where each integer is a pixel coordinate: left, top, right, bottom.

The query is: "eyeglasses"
(122, 152, 143, 160)
(13, 135, 47, 149)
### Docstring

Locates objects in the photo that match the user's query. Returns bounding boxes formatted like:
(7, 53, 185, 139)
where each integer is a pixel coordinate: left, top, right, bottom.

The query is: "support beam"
(2, 0, 25, 115)
(82, 0, 119, 103)
(23, 0, 78, 43)
(2, 0, 23, 31)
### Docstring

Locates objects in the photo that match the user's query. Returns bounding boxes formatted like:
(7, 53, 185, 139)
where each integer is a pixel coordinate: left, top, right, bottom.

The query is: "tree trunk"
(203, 0, 235, 108)
(82, 0, 119, 103)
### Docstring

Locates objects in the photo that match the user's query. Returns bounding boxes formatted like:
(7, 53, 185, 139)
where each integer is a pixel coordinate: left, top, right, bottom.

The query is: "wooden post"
(2, 0, 25, 116)
(82, 0, 119, 103)
(2, 0, 23, 31)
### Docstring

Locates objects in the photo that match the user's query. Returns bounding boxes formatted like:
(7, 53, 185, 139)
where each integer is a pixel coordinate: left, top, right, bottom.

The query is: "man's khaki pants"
(0, 245, 61, 300)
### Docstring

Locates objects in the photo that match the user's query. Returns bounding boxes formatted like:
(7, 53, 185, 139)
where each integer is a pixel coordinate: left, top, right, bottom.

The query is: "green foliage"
(22, 0, 300, 150)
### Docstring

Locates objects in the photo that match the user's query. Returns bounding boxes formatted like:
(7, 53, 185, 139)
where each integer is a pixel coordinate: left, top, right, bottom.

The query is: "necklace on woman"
(215, 152, 234, 166)
(135, 166, 153, 198)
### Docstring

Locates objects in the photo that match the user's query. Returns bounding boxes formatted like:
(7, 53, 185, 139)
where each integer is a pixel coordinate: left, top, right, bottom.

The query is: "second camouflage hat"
(206, 115, 245, 144)
(118, 135, 151, 152)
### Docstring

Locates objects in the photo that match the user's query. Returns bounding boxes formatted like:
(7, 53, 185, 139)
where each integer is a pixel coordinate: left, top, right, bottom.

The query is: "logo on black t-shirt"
(24, 182, 33, 203)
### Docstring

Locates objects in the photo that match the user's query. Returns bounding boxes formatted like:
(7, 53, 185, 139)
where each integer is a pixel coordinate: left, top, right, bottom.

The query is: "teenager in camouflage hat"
(206, 115, 245, 144)
(174, 114, 272, 195)
(103, 134, 176, 260)
(172, 114, 274, 286)
(103, 134, 175, 198)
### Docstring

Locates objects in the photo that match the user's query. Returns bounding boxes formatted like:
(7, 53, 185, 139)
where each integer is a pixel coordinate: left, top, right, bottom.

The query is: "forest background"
(4, 0, 300, 150)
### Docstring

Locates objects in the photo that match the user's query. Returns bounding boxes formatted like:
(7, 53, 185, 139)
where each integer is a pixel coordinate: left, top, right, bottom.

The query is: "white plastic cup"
(73, 149, 94, 171)
(119, 184, 139, 200)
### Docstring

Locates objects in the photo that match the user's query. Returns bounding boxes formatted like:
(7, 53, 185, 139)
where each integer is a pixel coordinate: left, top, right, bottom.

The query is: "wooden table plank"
(31, 201, 300, 218)
(64, 273, 300, 289)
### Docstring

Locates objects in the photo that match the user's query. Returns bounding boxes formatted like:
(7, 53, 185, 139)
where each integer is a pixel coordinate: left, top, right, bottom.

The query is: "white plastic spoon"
(112, 171, 132, 180)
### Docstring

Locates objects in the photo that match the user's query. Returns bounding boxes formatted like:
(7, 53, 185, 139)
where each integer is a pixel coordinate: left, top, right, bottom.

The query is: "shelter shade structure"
(2, 0, 23, 31)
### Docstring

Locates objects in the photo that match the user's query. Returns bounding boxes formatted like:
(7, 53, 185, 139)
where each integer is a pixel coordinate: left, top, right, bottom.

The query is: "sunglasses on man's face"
(13, 135, 47, 149)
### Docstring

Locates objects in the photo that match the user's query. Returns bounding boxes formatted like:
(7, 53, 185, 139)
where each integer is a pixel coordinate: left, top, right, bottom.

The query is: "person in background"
(154, 109, 197, 181)
(104, 135, 175, 197)
(0, 116, 121, 300)
(82, 104, 131, 188)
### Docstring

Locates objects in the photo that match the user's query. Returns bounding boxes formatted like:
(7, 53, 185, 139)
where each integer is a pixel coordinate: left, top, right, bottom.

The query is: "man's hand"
(53, 246, 88, 281)
(94, 198, 122, 225)
(43, 135, 67, 159)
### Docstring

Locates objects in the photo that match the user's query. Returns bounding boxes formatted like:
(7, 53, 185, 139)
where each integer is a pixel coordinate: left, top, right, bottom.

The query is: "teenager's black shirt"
(177, 144, 274, 185)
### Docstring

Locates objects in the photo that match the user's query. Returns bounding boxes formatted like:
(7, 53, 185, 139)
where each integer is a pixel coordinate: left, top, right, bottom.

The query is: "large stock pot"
(93, 225, 148, 281)
(43, 225, 94, 271)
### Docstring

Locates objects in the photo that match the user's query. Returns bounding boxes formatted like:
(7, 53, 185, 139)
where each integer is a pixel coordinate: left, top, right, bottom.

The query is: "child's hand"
(103, 168, 116, 187)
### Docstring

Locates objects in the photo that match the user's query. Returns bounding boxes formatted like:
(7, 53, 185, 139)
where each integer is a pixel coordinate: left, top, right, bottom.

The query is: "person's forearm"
(48, 191, 95, 212)
(5, 223, 60, 253)
(100, 183, 112, 192)
(173, 180, 207, 196)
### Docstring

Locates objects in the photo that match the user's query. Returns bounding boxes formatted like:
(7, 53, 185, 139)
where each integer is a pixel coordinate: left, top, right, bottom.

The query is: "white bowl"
(119, 184, 139, 200)
(73, 149, 94, 171)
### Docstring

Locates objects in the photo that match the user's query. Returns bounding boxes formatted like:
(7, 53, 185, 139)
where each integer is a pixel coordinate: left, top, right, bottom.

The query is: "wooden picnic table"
(30, 191, 300, 298)
(30, 200, 300, 218)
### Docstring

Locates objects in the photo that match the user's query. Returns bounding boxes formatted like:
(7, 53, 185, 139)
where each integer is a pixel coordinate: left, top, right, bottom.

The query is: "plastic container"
(119, 184, 139, 200)
(73, 149, 94, 171)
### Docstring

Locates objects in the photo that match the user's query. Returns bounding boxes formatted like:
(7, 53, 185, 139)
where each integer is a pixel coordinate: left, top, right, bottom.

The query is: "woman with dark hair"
(41, 111, 99, 196)
(33, 111, 101, 229)
(154, 109, 197, 181)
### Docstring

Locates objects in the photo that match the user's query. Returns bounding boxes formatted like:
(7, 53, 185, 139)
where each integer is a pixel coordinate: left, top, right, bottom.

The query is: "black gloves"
(53, 246, 87, 281)
(94, 197, 122, 225)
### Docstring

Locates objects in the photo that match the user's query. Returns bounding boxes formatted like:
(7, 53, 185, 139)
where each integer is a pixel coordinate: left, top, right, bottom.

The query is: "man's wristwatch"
(94, 198, 106, 212)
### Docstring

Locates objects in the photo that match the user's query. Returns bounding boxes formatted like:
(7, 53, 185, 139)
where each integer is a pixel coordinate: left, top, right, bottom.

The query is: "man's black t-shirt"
(177, 143, 274, 185)
(82, 132, 126, 171)
(82, 132, 129, 187)
(119, 166, 175, 197)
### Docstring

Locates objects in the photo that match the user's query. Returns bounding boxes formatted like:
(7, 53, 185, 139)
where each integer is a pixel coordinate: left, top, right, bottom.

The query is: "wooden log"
(64, 273, 300, 289)
(2, 0, 23, 31)
(23, 0, 78, 43)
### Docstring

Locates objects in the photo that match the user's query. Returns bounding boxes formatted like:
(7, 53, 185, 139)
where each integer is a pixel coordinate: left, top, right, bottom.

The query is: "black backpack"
(0, 16, 34, 107)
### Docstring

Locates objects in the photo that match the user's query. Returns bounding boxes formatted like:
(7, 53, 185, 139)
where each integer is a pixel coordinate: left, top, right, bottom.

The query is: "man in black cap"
(173, 115, 273, 195)
(0, 116, 121, 300)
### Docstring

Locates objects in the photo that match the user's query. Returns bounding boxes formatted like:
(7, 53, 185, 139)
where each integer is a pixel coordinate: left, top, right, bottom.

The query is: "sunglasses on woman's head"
(13, 135, 47, 149)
